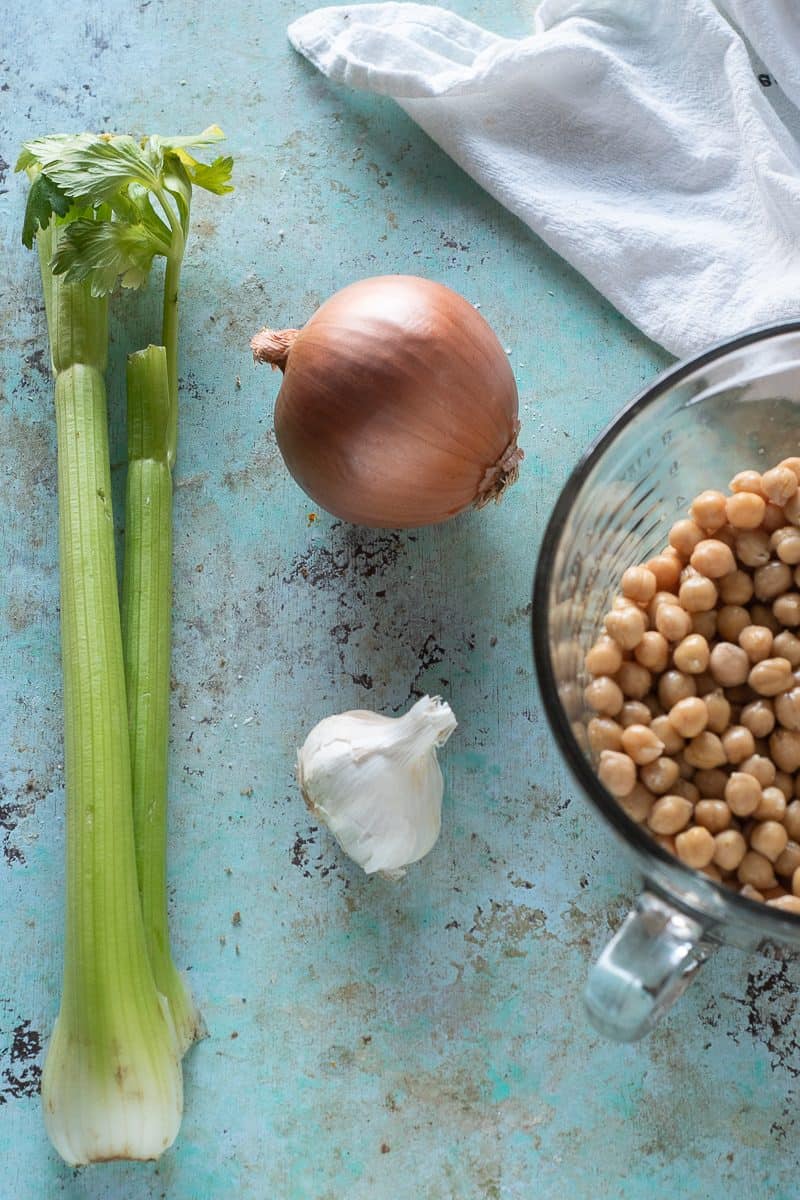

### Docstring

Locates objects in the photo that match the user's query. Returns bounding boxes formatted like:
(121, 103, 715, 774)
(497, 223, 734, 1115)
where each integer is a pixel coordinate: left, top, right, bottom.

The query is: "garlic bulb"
(297, 695, 457, 878)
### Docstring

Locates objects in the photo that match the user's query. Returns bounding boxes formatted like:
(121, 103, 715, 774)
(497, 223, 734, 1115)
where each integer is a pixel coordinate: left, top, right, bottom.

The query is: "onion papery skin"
(251, 276, 522, 529)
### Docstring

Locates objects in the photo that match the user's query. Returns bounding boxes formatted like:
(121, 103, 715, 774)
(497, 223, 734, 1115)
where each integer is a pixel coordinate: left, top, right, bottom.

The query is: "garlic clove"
(297, 695, 457, 876)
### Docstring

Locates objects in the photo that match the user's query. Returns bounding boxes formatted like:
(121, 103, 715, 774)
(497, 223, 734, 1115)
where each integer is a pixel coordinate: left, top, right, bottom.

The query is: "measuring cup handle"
(584, 891, 717, 1041)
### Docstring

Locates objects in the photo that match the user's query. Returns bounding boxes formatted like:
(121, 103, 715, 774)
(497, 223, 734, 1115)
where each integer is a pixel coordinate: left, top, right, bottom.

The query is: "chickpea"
(773, 631, 800, 667)
(587, 717, 624, 754)
(679, 575, 718, 613)
(729, 469, 766, 496)
(740, 884, 765, 902)
(775, 840, 800, 879)
(713, 829, 748, 871)
(721, 724, 756, 764)
(640, 756, 681, 796)
(648, 589, 680, 620)
(750, 603, 781, 635)
(690, 490, 728, 532)
(785, 491, 800, 525)
(691, 610, 717, 641)
(773, 593, 800, 628)
(604, 605, 647, 651)
(672, 779, 701, 803)
(725, 771, 762, 817)
(735, 529, 771, 569)
(779, 457, 800, 482)
(658, 670, 697, 709)
(717, 605, 751, 643)
(693, 671, 717, 697)
(737, 850, 777, 890)
(702, 863, 724, 882)
(650, 714, 685, 755)
(655, 603, 692, 642)
(750, 821, 789, 864)
(709, 642, 750, 687)
(727, 491, 767, 529)
(621, 565, 657, 604)
(739, 754, 776, 787)
(647, 794, 693, 835)
(786, 801, 800, 841)
(754, 786, 787, 822)
(793, 865, 800, 897)
(738, 625, 773, 664)
(704, 690, 732, 734)
(634, 631, 670, 672)
(754, 562, 793, 603)
(763, 503, 786, 535)
(770, 728, 800, 772)
(774, 770, 794, 800)
(761, 465, 799, 506)
(621, 724, 664, 765)
(669, 518, 705, 558)
(775, 687, 800, 731)
(620, 700, 652, 728)
(690, 538, 735, 579)
(646, 554, 682, 591)
(766, 896, 800, 914)
(616, 661, 652, 699)
(598, 750, 636, 797)
(585, 676, 625, 715)
(694, 799, 732, 833)
(718, 569, 754, 605)
(675, 826, 715, 869)
(676, 752, 695, 780)
(748, 657, 793, 697)
(668, 696, 708, 738)
(693, 768, 727, 798)
(771, 526, 800, 565)
(673, 634, 710, 675)
(684, 731, 726, 769)
(585, 636, 624, 676)
(618, 783, 656, 824)
(740, 699, 775, 737)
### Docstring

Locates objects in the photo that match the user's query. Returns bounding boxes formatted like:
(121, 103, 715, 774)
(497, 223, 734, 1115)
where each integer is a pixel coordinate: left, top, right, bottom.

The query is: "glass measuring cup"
(532, 322, 800, 1041)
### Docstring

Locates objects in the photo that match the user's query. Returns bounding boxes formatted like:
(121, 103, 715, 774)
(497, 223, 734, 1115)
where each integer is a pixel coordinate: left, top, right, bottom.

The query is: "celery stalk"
(122, 346, 201, 1053)
(36, 224, 182, 1166)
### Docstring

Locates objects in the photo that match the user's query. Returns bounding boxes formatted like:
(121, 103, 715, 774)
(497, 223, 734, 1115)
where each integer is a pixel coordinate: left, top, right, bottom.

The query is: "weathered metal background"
(1, 2, 799, 1197)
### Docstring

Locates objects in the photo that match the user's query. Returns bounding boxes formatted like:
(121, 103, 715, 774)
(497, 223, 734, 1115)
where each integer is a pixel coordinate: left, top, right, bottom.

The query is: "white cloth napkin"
(288, 0, 800, 357)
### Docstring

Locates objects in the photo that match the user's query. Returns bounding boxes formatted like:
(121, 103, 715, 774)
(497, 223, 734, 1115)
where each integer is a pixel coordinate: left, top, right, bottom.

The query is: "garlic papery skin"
(297, 695, 457, 878)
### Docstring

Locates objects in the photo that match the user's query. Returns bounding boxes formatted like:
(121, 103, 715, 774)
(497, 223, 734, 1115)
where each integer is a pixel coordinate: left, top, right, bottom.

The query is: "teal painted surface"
(1, 2, 799, 1197)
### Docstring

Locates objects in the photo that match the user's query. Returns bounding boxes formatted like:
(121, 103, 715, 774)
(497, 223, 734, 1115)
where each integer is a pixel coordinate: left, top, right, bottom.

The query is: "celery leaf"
(51, 219, 165, 296)
(22, 134, 161, 204)
(156, 126, 225, 152)
(185, 155, 234, 196)
(21, 173, 72, 248)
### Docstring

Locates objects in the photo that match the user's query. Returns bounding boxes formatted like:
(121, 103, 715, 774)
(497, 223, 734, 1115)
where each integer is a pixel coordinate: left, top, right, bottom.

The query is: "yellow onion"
(250, 275, 523, 528)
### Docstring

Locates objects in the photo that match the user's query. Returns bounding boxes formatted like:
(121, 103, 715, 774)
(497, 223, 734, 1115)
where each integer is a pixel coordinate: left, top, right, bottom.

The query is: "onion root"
(250, 327, 299, 371)
(475, 422, 524, 508)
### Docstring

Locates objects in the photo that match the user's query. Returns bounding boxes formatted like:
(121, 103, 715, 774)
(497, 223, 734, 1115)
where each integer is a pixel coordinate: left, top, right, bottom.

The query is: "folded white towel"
(289, 0, 800, 357)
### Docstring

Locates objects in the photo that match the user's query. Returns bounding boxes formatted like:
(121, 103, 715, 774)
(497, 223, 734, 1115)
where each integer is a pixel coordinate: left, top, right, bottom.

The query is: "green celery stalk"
(36, 223, 182, 1166)
(122, 346, 201, 1053)
(17, 128, 231, 1159)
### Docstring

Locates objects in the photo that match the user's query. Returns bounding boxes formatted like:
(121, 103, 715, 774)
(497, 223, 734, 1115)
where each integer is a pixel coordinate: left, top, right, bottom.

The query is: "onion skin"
(250, 275, 522, 529)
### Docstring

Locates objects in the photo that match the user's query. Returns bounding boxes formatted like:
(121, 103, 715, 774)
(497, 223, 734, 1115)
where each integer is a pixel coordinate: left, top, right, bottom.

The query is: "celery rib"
(122, 346, 202, 1054)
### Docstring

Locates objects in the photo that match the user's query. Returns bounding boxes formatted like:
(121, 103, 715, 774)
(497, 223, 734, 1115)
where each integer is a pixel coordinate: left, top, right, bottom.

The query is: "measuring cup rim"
(532, 319, 800, 932)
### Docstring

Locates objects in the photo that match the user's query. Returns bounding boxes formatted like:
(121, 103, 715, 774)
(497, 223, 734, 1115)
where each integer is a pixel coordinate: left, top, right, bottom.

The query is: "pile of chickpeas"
(584, 459, 800, 914)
